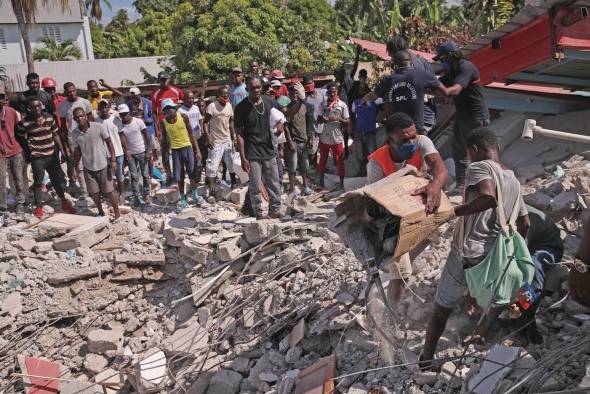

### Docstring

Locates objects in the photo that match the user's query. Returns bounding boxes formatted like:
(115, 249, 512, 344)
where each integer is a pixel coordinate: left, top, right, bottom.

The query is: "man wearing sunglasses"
(366, 112, 448, 305)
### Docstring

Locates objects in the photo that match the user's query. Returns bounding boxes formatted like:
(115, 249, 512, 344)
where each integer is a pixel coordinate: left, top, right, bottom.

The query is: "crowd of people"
(0, 37, 572, 360)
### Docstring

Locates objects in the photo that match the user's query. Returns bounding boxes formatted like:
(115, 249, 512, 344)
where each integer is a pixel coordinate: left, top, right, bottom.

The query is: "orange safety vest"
(368, 144, 423, 177)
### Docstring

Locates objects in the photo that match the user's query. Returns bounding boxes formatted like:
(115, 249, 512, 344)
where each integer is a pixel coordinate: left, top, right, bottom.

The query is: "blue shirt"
(353, 98, 377, 134)
(230, 83, 248, 108)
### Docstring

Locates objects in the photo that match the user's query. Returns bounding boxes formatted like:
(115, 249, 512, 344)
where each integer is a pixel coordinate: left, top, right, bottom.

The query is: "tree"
(85, 0, 111, 21)
(133, 0, 179, 15)
(33, 37, 83, 61)
(4, 0, 69, 73)
(0, 66, 7, 81)
(464, 0, 523, 36)
(170, 0, 342, 82)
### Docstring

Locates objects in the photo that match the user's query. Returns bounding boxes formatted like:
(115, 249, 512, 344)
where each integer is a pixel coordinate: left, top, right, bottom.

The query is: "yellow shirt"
(164, 112, 192, 150)
(89, 90, 113, 111)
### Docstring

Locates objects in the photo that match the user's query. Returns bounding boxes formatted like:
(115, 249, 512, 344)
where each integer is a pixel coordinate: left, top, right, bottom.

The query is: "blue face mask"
(392, 142, 417, 160)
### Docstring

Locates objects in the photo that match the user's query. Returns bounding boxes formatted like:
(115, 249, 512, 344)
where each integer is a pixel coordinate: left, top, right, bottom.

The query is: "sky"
(101, 0, 139, 23)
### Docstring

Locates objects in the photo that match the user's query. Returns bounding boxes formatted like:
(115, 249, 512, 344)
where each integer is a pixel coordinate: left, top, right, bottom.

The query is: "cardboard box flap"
(336, 172, 455, 258)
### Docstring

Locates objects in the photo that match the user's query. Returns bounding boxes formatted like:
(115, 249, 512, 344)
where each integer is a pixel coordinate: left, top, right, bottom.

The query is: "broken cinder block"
(52, 216, 110, 252)
(114, 251, 165, 266)
(155, 188, 180, 204)
(87, 328, 124, 355)
(47, 263, 113, 285)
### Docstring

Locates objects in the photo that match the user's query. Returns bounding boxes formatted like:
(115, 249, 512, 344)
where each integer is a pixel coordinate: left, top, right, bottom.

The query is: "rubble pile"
(0, 155, 589, 393)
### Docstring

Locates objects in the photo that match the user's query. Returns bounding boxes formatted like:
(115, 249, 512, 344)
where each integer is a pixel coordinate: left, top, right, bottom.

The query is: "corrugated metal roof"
(0, 0, 83, 24)
(2, 56, 165, 92)
(462, 0, 590, 56)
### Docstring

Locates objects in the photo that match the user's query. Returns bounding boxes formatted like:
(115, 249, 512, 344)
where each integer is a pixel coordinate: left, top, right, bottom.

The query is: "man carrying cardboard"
(366, 112, 448, 305)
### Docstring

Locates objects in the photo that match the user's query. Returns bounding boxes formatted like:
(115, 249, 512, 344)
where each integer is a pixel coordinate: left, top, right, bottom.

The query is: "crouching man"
(367, 112, 447, 305)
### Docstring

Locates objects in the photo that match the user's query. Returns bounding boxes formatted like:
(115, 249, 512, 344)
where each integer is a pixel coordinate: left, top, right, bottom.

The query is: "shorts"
(84, 166, 114, 195)
(386, 252, 412, 280)
(171, 146, 195, 183)
(435, 248, 485, 309)
(206, 140, 234, 178)
(285, 141, 309, 175)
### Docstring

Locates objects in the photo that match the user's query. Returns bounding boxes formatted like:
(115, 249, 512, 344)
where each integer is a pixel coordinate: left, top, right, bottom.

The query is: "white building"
(0, 0, 94, 65)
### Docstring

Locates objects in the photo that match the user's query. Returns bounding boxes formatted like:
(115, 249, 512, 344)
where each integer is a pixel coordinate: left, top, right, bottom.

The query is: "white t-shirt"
(96, 113, 124, 157)
(206, 101, 233, 145)
(120, 117, 147, 155)
(178, 105, 201, 139)
(270, 107, 287, 145)
(58, 97, 93, 132)
(305, 88, 326, 134)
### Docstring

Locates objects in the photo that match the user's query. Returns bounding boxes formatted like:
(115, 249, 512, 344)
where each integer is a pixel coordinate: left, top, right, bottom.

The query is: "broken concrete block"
(259, 372, 278, 383)
(47, 263, 112, 285)
(467, 345, 520, 394)
(579, 363, 590, 388)
(207, 369, 242, 394)
(277, 370, 299, 394)
(197, 307, 210, 325)
(336, 291, 355, 306)
(230, 187, 247, 205)
(515, 164, 545, 182)
(114, 251, 166, 266)
(2, 292, 23, 317)
(87, 328, 124, 355)
(162, 320, 209, 356)
(13, 238, 36, 252)
(60, 381, 103, 394)
(35, 213, 101, 240)
(285, 346, 302, 364)
(94, 368, 125, 394)
(243, 308, 256, 328)
(52, 216, 110, 251)
(230, 357, 250, 374)
(179, 240, 211, 265)
(155, 188, 180, 204)
(33, 241, 53, 253)
(83, 353, 108, 374)
(217, 237, 243, 262)
(244, 220, 270, 245)
(110, 265, 142, 282)
(414, 371, 437, 386)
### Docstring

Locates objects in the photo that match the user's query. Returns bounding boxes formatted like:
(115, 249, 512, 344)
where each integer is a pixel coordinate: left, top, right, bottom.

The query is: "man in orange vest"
(367, 112, 448, 305)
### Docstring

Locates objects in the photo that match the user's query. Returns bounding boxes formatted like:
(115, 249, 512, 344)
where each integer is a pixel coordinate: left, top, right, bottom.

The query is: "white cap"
(129, 87, 141, 95)
(117, 104, 130, 113)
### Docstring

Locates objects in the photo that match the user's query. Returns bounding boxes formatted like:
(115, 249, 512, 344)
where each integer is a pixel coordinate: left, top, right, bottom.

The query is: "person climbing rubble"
(366, 112, 448, 305)
(419, 128, 530, 370)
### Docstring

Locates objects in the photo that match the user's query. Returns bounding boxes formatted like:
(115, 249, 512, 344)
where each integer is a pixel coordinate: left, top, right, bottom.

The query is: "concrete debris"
(2, 149, 589, 393)
(207, 369, 242, 394)
(87, 328, 124, 355)
(47, 263, 113, 285)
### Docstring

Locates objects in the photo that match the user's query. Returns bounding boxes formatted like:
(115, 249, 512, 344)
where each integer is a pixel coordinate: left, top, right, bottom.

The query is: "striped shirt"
(16, 114, 58, 158)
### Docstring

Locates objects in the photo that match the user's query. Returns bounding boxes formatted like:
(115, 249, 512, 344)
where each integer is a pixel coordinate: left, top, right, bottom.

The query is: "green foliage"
(85, 0, 111, 21)
(133, 0, 179, 15)
(464, 0, 523, 36)
(0, 66, 7, 81)
(91, 9, 173, 59)
(33, 37, 82, 61)
(170, 0, 342, 82)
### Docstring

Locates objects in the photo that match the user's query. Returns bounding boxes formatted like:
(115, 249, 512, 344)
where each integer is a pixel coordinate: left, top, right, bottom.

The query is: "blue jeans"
(128, 152, 150, 199)
(114, 155, 124, 183)
(172, 146, 195, 183)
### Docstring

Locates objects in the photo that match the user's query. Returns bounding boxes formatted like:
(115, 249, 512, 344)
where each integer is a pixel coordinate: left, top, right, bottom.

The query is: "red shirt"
(0, 106, 23, 159)
(53, 95, 66, 128)
(151, 86, 184, 121)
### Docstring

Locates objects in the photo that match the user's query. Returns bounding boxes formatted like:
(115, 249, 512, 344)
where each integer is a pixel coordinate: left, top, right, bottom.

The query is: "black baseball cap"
(433, 41, 461, 61)
(157, 71, 170, 80)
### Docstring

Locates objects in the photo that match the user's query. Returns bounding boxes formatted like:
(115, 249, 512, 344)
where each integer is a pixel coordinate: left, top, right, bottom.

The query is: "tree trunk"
(10, 0, 35, 73)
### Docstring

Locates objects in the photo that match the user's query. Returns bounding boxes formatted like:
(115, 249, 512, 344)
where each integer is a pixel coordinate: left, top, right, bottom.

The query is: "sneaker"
(302, 187, 314, 196)
(34, 207, 45, 218)
(61, 200, 76, 214)
(268, 211, 284, 219)
(176, 198, 188, 213)
(191, 190, 205, 205)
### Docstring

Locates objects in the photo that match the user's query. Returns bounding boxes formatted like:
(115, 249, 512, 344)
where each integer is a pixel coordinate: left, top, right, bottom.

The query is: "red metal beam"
(468, 15, 553, 86)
